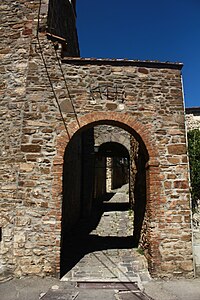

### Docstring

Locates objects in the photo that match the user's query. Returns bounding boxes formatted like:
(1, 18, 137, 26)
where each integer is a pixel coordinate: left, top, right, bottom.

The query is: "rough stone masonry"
(0, 0, 194, 279)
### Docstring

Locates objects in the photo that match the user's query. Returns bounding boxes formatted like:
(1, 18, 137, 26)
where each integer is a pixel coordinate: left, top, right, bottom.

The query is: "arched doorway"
(56, 112, 160, 279)
(94, 141, 130, 201)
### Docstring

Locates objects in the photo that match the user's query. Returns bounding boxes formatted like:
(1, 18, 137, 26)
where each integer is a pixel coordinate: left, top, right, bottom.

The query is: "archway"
(61, 125, 148, 279)
(95, 141, 130, 199)
(53, 112, 161, 278)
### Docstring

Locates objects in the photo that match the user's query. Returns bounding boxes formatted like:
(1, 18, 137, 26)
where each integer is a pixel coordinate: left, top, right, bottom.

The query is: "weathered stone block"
(21, 264, 42, 274)
(19, 163, 34, 172)
(180, 261, 194, 272)
(14, 233, 26, 244)
(168, 144, 186, 155)
(138, 67, 149, 74)
(106, 103, 118, 110)
(21, 144, 41, 153)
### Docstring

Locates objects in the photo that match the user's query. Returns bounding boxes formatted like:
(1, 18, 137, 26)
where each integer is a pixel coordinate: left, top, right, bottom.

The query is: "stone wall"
(0, 0, 44, 277)
(0, 0, 78, 278)
(0, 0, 194, 279)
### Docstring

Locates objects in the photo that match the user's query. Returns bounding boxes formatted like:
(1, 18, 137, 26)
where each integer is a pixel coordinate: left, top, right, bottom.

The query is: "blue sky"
(76, 0, 200, 108)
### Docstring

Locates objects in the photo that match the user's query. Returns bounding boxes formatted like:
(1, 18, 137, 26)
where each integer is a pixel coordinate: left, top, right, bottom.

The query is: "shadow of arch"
(98, 141, 130, 158)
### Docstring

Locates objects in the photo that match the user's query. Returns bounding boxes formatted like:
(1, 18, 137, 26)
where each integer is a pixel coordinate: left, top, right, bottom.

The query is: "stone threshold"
(76, 281, 139, 291)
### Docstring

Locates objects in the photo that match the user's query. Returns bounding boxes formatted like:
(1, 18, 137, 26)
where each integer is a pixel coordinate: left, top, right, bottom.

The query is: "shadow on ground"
(60, 193, 134, 277)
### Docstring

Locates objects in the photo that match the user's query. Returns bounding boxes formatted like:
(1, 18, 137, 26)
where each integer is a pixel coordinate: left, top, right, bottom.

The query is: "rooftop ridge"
(61, 57, 183, 69)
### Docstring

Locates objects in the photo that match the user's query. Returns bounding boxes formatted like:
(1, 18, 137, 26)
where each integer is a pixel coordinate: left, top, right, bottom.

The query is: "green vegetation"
(136, 248, 144, 255)
(128, 209, 133, 216)
(187, 129, 200, 211)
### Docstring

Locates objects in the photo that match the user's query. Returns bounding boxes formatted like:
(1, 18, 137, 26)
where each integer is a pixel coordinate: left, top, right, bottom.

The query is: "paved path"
(40, 282, 152, 300)
(1, 276, 200, 300)
(61, 184, 151, 285)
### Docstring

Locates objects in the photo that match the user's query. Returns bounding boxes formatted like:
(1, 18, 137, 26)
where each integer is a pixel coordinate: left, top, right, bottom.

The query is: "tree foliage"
(187, 129, 200, 210)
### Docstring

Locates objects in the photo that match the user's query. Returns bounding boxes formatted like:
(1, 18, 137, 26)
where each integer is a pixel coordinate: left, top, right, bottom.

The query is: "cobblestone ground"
(61, 184, 151, 284)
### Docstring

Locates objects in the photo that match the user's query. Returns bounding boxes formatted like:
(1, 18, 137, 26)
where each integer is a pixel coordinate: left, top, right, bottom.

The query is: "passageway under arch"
(60, 122, 149, 280)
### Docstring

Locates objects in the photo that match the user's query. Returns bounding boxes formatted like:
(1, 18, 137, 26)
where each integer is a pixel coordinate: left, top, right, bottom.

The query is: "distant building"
(185, 107, 200, 130)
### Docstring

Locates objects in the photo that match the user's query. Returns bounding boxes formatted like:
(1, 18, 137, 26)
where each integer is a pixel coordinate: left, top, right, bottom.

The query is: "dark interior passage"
(61, 125, 148, 278)
(133, 145, 147, 247)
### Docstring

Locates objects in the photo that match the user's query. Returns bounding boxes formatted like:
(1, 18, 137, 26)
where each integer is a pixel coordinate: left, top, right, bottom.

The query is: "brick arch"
(53, 111, 162, 277)
(56, 112, 159, 163)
